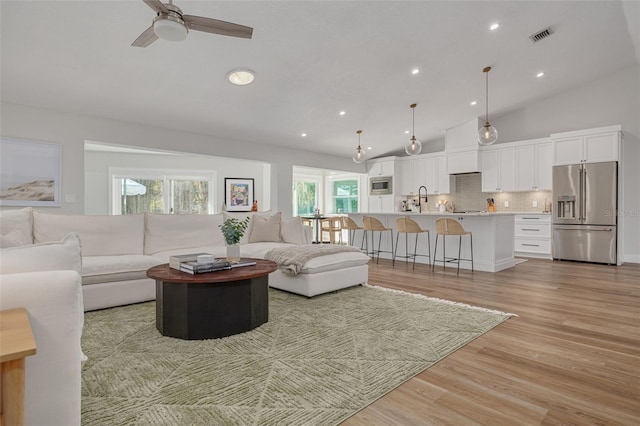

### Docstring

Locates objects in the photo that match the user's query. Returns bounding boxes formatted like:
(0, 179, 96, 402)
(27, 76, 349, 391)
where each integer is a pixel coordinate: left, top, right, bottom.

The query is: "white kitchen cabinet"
(368, 195, 395, 213)
(481, 146, 516, 192)
(445, 118, 482, 174)
(515, 139, 553, 191)
(551, 125, 621, 165)
(367, 158, 395, 176)
(514, 214, 551, 258)
(397, 155, 451, 196)
(426, 155, 453, 194)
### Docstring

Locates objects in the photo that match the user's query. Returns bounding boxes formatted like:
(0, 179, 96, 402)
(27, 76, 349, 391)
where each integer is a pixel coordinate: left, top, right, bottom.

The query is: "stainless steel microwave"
(370, 176, 393, 195)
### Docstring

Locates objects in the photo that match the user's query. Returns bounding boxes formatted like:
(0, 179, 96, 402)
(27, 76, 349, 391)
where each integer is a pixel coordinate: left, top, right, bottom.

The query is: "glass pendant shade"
(405, 103, 422, 155)
(405, 137, 422, 155)
(352, 130, 367, 163)
(477, 66, 498, 146)
(478, 122, 498, 145)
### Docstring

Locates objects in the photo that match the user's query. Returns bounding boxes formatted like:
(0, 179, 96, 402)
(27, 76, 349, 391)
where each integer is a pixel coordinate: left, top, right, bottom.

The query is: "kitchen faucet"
(418, 186, 428, 213)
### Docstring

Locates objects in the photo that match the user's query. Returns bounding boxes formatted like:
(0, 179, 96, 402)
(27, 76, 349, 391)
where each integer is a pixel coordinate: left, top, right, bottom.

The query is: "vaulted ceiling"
(1, 1, 638, 159)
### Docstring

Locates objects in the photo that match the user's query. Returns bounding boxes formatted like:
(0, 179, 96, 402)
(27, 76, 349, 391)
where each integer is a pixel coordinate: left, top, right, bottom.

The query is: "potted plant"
(219, 217, 250, 262)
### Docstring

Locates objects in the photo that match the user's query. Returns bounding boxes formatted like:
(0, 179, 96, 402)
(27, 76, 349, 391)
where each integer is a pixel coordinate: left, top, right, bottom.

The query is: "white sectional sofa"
(0, 234, 84, 426)
(1, 208, 370, 311)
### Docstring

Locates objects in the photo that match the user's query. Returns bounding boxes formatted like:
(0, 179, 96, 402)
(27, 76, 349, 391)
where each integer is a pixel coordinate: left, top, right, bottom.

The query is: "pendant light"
(405, 103, 422, 155)
(352, 130, 367, 164)
(478, 66, 498, 145)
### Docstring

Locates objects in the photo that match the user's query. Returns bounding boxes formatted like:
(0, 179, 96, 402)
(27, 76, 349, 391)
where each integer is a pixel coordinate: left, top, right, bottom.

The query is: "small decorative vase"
(439, 204, 447, 213)
(226, 244, 241, 263)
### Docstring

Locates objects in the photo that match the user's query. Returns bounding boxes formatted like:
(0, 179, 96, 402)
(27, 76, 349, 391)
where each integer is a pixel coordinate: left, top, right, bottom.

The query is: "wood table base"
(1, 358, 26, 425)
(155, 275, 269, 340)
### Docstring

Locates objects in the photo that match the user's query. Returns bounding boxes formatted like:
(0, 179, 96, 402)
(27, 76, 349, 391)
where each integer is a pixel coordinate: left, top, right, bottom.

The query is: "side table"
(0, 308, 37, 426)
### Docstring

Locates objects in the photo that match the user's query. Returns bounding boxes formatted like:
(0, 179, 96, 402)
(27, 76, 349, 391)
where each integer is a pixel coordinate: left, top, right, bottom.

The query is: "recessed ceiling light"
(470, 100, 478, 106)
(227, 69, 255, 86)
(301, 133, 307, 137)
(404, 130, 410, 134)
(490, 23, 500, 31)
(536, 72, 545, 78)
(339, 111, 346, 116)
(411, 68, 420, 75)
(367, 147, 372, 150)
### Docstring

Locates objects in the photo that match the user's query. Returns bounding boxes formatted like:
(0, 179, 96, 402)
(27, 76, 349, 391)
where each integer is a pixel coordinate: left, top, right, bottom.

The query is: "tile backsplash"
(407, 173, 552, 213)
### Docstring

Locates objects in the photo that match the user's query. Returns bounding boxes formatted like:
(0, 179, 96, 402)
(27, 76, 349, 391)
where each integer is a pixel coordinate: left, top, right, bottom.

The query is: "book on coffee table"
(169, 253, 212, 270)
(180, 260, 231, 274)
(230, 259, 257, 268)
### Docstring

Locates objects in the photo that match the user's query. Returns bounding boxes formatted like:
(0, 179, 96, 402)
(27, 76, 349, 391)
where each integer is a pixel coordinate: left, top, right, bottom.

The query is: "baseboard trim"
(623, 254, 640, 264)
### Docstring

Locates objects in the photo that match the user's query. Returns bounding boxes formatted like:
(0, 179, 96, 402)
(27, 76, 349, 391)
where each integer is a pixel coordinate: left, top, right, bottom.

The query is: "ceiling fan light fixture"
(153, 16, 188, 41)
(405, 103, 422, 156)
(227, 70, 255, 86)
(352, 130, 367, 164)
(478, 66, 498, 146)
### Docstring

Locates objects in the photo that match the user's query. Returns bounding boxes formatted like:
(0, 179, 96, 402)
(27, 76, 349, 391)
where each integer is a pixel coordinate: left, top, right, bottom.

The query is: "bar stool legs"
(432, 218, 473, 275)
(394, 230, 431, 269)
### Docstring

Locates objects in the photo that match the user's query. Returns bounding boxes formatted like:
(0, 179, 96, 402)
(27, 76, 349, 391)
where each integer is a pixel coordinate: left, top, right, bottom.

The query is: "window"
(333, 179, 359, 213)
(293, 180, 319, 216)
(111, 169, 215, 214)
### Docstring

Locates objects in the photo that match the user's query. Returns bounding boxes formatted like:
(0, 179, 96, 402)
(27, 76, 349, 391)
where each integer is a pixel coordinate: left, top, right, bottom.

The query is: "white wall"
(492, 64, 640, 262)
(0, 102, 365, 217)
(84, 150, 270, 215)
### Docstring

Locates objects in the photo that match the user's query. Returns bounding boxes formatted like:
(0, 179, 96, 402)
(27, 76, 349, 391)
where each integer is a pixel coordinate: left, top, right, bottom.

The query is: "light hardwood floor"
(342, 257, 640, 425)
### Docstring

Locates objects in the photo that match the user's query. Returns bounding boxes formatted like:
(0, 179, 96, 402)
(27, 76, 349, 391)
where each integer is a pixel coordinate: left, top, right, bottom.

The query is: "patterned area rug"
(81, 285, 514, 425)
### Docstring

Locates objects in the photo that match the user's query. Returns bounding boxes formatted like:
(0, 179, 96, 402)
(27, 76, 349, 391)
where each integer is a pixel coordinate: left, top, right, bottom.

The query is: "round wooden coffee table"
(147, 259, 277, 340)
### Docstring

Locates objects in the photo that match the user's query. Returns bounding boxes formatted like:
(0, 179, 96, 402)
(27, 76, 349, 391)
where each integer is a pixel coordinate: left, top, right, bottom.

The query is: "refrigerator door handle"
(582, 167, 587, 222)
(554, 227, 613, 232)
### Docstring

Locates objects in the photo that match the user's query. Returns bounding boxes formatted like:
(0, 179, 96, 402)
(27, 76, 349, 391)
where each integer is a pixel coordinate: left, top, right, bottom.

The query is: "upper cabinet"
(481, 146, 516, 192)
(515, 139, 553, 191)
(397, 154, 453, 195)
(551, 125, 621, 165)
(367, 158, 396, 176)
(445, 118, 482, 174)
(481, 138, 552, 193)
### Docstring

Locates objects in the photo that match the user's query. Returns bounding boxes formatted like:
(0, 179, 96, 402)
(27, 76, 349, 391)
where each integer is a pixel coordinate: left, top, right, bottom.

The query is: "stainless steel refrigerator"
(552, 161, 617, 264)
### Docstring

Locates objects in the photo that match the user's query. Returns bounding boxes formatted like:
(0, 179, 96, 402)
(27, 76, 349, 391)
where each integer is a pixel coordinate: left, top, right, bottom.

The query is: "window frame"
(109, 167, 216, 215)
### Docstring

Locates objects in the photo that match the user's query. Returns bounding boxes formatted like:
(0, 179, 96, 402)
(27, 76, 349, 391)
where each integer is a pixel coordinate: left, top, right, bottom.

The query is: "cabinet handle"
(522, 217, 540, 220)
(522, 228, 540, 231)
(522, 244, 540, 247)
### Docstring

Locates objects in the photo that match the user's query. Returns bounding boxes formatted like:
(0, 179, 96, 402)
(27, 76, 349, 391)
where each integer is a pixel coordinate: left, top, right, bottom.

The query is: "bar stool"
(320, 217, 342, 244)
(363, 216, 395, 264)
(432, 218, 473, 275)
(393, 217, 431, 269)
(340, 216, 365, 247)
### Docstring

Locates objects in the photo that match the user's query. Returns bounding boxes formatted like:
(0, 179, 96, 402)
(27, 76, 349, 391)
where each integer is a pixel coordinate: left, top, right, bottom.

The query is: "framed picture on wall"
(0, 137, 61, 207)
(224, 178, 254, 212)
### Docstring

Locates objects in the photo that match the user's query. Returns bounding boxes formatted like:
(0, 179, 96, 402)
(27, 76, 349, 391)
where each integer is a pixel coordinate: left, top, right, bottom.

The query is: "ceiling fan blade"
(131, 26, 158, 47)
(142, 0, 169, 15)
(183, 15, 253, 39)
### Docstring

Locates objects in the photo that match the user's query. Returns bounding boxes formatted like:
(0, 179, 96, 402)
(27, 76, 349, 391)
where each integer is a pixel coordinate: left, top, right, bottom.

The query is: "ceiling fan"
(132, 0, 253, 47)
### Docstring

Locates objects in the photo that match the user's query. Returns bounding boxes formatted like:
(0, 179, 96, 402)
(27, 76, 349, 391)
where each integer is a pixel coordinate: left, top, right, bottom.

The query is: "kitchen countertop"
(353, 211, 551, 216)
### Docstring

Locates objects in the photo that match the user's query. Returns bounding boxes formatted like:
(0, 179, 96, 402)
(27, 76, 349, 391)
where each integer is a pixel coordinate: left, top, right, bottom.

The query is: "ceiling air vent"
(529, 27, 553, 43)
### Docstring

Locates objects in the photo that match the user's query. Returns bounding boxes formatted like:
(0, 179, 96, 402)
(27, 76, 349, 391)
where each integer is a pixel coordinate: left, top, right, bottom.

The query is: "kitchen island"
(349, 212, 517, 272)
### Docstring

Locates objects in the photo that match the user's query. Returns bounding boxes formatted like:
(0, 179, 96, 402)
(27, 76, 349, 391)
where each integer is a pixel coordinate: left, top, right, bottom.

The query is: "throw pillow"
(0, 232, 82, 275)
(249, 212, 282, 243)
(280, 217, 305, 245)
(0, 229, 32, 248)
(224, 210, 272, 244)
(0, 207, 33, 244)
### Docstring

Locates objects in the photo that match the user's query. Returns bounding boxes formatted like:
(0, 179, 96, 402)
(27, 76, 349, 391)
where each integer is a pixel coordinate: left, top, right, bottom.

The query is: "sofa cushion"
(82, 255, 162, 285)
(0, 207, 33, 244)
(281, 216, 305, 245)
(224, 211, 272, 245)
(144, 213, 225, 254)
(33, 211, 144, 256)
(0, 229, 32, 248)
(298, 251, 370, 274)
(0, 232, 82, 275)
(249, 212, 281, 243)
